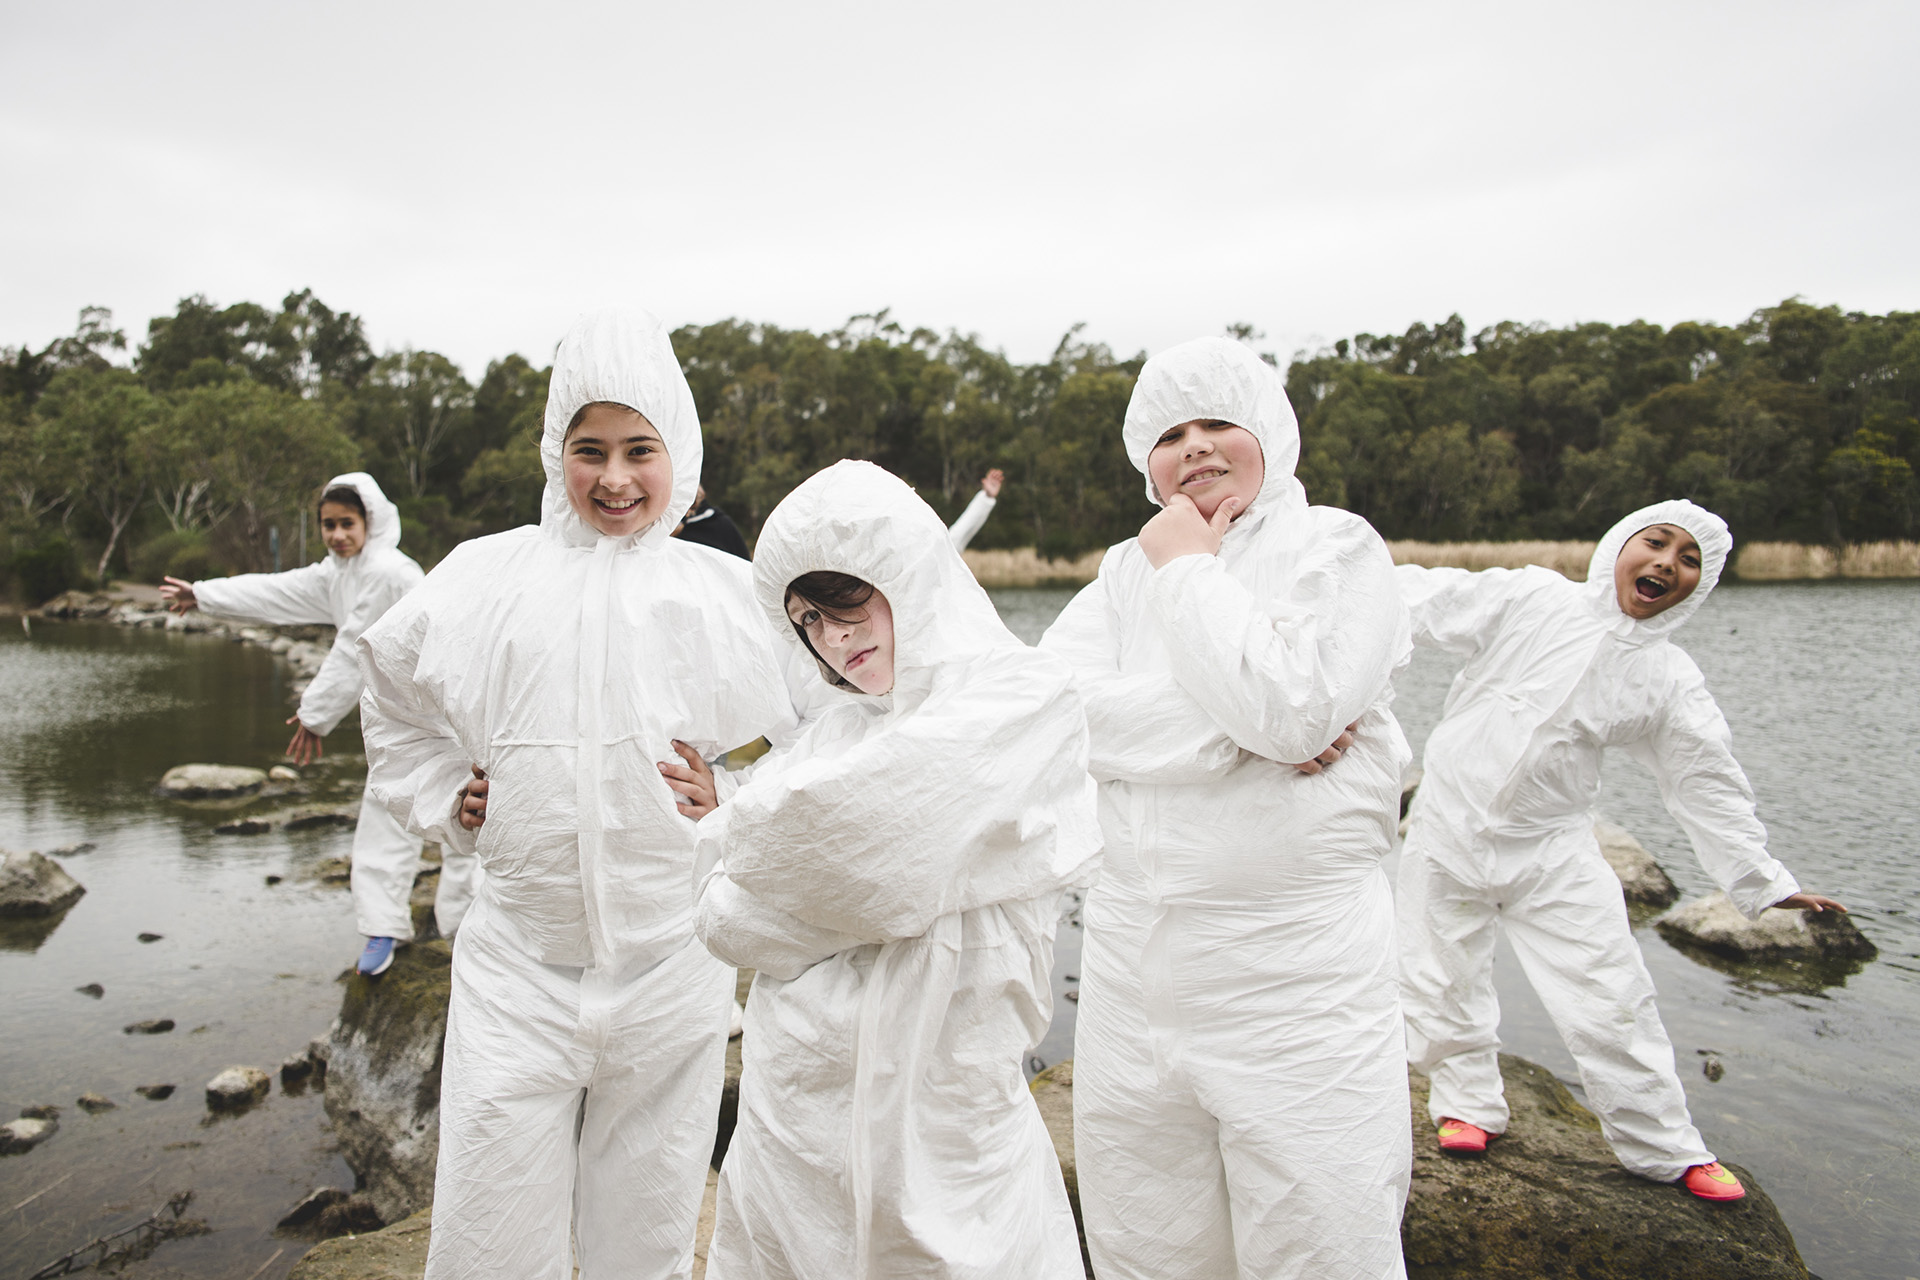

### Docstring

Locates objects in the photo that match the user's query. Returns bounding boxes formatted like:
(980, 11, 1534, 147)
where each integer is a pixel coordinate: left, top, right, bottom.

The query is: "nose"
(1183, 431, 1212, 458)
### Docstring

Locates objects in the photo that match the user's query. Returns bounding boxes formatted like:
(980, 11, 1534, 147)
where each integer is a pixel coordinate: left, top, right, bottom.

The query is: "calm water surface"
(2, 582, 1914, 1278)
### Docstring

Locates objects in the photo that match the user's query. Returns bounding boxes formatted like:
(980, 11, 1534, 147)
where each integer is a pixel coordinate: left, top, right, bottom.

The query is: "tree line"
(3, 293, 1913, 603)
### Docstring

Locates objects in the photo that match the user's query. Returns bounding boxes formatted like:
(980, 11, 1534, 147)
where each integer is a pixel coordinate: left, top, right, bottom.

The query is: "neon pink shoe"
(1681, 1161, 1745, 1202)
(1436, 1117, 1489, 1156)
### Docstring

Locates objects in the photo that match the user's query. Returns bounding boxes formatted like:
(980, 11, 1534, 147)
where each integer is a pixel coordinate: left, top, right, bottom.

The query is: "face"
(1146, 419, 1265, 520)
(1612, 524, 1703, 620)
(319, 502, 367, 559)
(787, 586, 896, 695)
(564, 404, 675, 537)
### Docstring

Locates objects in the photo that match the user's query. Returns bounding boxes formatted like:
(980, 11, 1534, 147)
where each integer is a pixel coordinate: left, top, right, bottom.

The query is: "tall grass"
(961, 548, 1107, 588)
(1735, 541, 1920, 580)
(1389, 541, 1596, 580)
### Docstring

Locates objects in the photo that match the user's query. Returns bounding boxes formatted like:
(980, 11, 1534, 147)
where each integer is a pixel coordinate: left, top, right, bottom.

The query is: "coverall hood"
(321, 471, 404, 558)
(752, 460, 1019, 702)
(1585, 499, 1732, 638)
(539, 307, 702, 550)
(1121, 336, 1307, 525)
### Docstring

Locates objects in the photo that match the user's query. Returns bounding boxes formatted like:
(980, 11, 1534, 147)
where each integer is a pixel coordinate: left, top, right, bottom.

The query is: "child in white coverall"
(1040, 337, 1415, 1280)
(159, 471, 476, 975)
(691, 460, 1099, 1280)
(356, 309, 787, 1280)
(1396, 499, 1847, 1202)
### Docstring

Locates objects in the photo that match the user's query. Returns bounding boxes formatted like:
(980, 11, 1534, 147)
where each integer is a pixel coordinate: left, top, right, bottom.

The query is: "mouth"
(1180, 467, 1227, 489)
(844, 646, 877, 672)
(1634, 575, 1670, 603)
(594, 496, 644, 514)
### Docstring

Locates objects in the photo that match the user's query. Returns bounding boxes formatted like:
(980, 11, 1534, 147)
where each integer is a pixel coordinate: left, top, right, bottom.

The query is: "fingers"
(1163, 493, 1201, 517)
(1290, 759, 1324, 775)
(1208, 496, 1241, 535)
(471, 764, 487, 780)
(670, 739, 710, 772)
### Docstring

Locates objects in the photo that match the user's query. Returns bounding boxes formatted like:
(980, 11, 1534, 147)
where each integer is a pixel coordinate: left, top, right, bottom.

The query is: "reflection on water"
(2, 583, 1914, 1279)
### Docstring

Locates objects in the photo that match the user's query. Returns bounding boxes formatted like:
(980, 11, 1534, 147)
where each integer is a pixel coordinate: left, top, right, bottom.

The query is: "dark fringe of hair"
(318, 485, 368, 523)
(785, 571, 876, 691)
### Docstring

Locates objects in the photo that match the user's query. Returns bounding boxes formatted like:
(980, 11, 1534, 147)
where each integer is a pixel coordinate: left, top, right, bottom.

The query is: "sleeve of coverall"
(1146, 522, 1404, 765)
(356, 610, 479, 858)
(192, 563, 334, 627)
(1626, 662, 1799, 920)
(694, 873, 866, 980)
(1039, 570, 1242, 784)
(296, 570, 412, 737)
(1395, 563, 1530, 657)
(947, 490, 996, 552)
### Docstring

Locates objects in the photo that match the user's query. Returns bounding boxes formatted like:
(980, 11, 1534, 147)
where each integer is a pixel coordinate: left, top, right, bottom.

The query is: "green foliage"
(4, 533, 83, 604)
(129, 528, 222, 583)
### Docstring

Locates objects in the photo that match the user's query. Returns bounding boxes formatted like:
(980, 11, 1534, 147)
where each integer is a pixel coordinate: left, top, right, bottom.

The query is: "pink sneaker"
(1681, 1161, 1746, 1202)
(1436, 1117, 1489, 1156)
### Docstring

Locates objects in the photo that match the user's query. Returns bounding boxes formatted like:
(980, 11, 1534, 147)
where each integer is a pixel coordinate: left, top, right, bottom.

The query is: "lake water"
(3, 581, 1916, 1279)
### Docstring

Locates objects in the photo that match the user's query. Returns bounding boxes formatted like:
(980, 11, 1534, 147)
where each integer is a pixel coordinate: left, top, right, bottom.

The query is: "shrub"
(129, 529, 222, 583)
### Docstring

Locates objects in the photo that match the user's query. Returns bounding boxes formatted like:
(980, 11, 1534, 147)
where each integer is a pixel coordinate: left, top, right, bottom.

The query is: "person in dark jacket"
(675, 485, 751, 559)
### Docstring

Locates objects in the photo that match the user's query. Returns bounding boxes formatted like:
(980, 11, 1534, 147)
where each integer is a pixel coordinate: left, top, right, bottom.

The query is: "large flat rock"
(1656, 892, 1876, 964)
(158, 763, 268, 799)
(0, 848, 86, 918)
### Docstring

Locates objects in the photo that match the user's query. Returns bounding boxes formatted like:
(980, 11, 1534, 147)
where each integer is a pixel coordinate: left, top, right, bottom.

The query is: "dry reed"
(1389, 541, 1596, 580)
(1736, 541, 1920, 580)
(962, 547, 1107, 588)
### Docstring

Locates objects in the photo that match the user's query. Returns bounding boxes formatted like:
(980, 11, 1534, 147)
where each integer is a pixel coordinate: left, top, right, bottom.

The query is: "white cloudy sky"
(2, 0, 1914, 375)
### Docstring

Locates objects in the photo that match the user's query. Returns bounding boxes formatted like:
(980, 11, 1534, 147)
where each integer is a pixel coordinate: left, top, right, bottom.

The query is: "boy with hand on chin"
(1396, 500, 1845, 1202)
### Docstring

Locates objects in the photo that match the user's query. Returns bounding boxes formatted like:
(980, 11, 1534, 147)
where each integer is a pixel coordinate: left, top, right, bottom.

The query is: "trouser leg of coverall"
(1500, 845, 1713, 1181)
(1397, 842, 1509, 1136)
(425, 909, 732, 1280)
(350, 788, 423, 939)
(432, 844, 480, 939)
(1075, 897, 1237, 1280)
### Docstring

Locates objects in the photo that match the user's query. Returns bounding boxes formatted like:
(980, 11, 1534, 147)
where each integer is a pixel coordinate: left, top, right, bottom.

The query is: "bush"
(130, 529, 222, 583)
(6, 534, 83, 604)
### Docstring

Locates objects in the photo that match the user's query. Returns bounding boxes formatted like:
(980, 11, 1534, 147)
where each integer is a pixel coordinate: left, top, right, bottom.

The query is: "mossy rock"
(288, 1207, 431, 1279)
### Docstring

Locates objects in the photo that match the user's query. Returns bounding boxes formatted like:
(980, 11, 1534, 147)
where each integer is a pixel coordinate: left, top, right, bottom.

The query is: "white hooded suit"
(694, 461, 1100, 1280)
(358, 309, 788, 1280)
(1395, 499, 1800, 1181)
(191, 471, 474, 940)
(1040, 338, 1414, 1280)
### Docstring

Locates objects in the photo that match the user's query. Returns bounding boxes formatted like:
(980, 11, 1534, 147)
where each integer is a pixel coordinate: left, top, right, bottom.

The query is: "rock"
(277, 1186, 349, 1231)
(138, 931, 164, 942)
(205, 1065, 271, 1110)
(266, 874, 283, 885)
(287, 1207, 432, 1280)
(270, 765, 301, 782)
(1594, 822, 1680, 907)
(0, 848, 87, 917)
(45, 841, 95, 856)
(1702, 1054, 1726, 1082)
(135, 1084, 176, 1100)
(285, 807, 357, 831)
(36, 590, 113, 618)
(313, 1194, 387, 1238)
(0, 1116, 58, 1154)
(20, 1104, 60, 1119)
(125, 1018, 175, 1035)
(311, 856, 353, 885)
(325, 940, 453, 1222)
(77, 1092, 116, 1113)
(76, 982, 105, 998)
(157, 763, 268, 799)
(408, 867, 440, 942)
(1029, 1060, 1091, 1273)
(1655, 892, 1878, 963)
(282, 1050, 316, 1084)
(214, 817, 273, 836)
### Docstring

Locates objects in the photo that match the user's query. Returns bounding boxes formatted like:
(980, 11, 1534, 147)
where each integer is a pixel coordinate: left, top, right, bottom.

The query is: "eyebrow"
(569, 432, 662, 447)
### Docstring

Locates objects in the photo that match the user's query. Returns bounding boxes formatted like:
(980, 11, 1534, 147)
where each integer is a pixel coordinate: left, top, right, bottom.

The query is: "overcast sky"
(3, 0, 1915, 376)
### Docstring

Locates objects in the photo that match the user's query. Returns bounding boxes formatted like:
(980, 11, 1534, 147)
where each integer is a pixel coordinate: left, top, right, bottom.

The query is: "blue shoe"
(356, 936, 397, 976)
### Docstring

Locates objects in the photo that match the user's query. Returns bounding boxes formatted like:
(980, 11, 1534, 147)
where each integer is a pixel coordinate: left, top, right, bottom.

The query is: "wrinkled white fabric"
(359, 308, 787, 1280)
(947, 488, 996, 551)
(1396, 498, 1798, 1180)
(1040, 337, 1413, 1280)
(695, 460, 1098, 1280)
(191, 472, 471, 939)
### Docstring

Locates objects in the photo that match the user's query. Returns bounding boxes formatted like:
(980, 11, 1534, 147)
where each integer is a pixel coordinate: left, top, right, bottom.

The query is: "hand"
(1138, 494, 1240, 569)
(1289, 722, 1360, 775)
(284, 717, 325, 766)
(457, 765, 489, 831)
(659, 740, 718, 819)
(1774, 892, 1847, 914)
(159, 576, 198, 614)
(981, 468, 1004, 499)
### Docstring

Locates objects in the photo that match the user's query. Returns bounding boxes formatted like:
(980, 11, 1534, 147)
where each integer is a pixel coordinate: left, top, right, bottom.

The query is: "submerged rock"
(138, 931, 164, 943)
(325, 940, 452, 1222)
(76, 982, 105, 998)
(1, 1116, 58, 1154)
(287, 1207, 432, 1280)
(270, 765, 301, 782)
(135, 1083, 176, 1100)
(284, 807, 357, 831)
(1655, 892, 1877, 962)
(158, 763, 268, 799)
(1594, 822, 1680, 906)
(77, 1092, 116, 1113)
(214, 817, 273, 836)
(20, 1104, 59, 1120)
(206, 1065, 271, 1110)
(0, 848, 87, 917)
(124, 1019, 175, 1035)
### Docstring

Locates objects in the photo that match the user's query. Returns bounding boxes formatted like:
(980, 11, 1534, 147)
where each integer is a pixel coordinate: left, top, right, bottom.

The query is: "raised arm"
(1038, 570, 1242, 784)
(1394, 562, 1539, 657)
(298, 565, 421, 736)
(356, 601, 479, 857)
(947, 488, 997, 552)
(1147, 517, 1407, 765)
(1626, 662, 1799, 920)
(191, 562, 335, 627)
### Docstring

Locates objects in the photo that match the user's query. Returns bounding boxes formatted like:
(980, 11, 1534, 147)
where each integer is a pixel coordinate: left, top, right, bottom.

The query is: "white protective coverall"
(191, 471, 476, 940)
(357, 309, 788, 1280)
(693, 460, 1100, 1280)
(1395, 499, 1800, 1182)
(1039, 338, 1414, 1280)
(947, 487, 996, 551)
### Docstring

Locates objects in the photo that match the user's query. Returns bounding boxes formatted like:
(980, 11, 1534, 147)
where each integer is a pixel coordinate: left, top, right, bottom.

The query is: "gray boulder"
(325, 940, 453, 1222)
(158, 764, 267, 799)
(206, 1065, 271, 1110)
(1594, 822, 1680, 906)
(1655, 892, 1877, 963)
(0, 848, 86, 917)
(287, 1207, 432, 1280)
